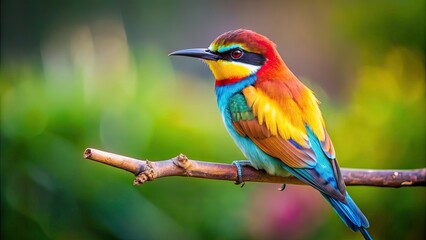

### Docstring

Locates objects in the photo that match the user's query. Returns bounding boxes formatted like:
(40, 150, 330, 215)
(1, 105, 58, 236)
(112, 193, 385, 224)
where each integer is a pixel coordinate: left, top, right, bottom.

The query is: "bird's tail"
(322, 192, 372, 240)
(359, 227, 373, 240)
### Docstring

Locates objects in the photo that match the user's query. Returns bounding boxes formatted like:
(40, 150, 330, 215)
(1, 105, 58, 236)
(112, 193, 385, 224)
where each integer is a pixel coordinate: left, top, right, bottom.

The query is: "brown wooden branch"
(84, 148, 426, 188)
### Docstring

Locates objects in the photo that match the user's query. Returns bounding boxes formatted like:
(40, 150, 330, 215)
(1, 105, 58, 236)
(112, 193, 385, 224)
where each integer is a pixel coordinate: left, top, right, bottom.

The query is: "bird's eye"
(231, 49, 243, 59)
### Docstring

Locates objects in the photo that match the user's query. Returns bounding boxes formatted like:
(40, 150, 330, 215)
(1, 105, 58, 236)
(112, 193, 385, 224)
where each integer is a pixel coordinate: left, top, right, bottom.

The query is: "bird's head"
(169, 29, 286, 85)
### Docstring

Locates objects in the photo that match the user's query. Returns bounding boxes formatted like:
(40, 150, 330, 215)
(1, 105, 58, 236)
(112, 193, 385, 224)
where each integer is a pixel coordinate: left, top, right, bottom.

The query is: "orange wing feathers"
(232, 119, 316, 168)
(238, 77, 336, 166)
(242, 79, 326, 146)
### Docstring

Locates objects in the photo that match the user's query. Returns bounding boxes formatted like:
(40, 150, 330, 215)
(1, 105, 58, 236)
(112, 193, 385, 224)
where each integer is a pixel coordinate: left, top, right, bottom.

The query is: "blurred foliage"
(1, 1, 425, 240)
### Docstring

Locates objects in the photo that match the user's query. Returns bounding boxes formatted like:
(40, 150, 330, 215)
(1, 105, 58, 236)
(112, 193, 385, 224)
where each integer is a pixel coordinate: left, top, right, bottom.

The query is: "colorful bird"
(169, 29, 371, 240)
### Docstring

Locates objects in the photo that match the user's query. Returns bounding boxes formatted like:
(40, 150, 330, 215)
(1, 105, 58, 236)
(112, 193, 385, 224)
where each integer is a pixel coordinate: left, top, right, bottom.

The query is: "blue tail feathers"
(323, 192, 371, 239)
(359, 227, 373, 240)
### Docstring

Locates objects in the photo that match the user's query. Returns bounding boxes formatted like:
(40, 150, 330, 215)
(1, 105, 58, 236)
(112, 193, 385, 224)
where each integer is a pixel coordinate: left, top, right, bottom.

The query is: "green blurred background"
(1, 1, 425, 239)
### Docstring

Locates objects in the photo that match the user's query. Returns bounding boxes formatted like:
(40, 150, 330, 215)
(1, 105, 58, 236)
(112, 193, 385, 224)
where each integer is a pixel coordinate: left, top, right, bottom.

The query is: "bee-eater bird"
(169, 29, 371, 240)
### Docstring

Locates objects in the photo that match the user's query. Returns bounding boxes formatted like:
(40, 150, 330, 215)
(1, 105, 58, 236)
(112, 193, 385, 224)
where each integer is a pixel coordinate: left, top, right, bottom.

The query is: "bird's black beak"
(168, 48, 221, 61)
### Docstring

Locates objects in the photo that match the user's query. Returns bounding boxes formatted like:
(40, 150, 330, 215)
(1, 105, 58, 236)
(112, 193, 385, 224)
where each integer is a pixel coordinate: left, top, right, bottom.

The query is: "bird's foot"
(232, 160, 252, 187)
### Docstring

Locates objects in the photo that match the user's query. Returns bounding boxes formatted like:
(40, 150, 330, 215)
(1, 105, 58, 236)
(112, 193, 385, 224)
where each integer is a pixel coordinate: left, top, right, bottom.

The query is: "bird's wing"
(229, 80, 346, 200)
(229, 92, 317, 168)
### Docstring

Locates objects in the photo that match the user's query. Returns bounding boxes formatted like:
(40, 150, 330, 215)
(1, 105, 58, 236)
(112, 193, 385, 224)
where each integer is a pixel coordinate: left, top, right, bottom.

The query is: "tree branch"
(84, 148, 426, 188)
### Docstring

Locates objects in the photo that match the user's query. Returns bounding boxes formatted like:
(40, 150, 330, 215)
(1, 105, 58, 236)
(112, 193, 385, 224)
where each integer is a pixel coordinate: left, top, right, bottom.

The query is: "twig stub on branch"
(84, 148, 426, 188)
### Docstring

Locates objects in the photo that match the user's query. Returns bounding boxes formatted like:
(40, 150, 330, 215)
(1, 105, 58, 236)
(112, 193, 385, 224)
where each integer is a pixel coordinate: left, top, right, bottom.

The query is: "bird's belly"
(221, 114, 291, 177)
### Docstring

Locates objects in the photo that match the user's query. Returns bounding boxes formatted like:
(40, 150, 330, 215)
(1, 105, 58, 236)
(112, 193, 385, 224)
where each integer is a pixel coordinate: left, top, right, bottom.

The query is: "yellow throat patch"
(205, 60, 260, 81)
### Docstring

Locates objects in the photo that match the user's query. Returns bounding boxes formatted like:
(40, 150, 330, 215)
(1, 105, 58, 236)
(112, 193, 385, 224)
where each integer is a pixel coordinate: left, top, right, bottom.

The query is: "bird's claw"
(232, 161, 244, 186)
(232, 160, 247, 187)
(232, 160, 253, 187)
(278, 184, 286, 191)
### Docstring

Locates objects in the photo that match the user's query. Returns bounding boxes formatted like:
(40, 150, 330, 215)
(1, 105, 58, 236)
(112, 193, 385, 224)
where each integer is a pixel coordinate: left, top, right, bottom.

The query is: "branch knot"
(172, 154, 192, 176)
(133, 160, 157, 185)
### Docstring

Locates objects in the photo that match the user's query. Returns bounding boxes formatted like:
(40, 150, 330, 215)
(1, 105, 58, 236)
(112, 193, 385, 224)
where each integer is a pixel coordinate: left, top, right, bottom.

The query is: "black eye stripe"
(217, 49, 266, 66)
